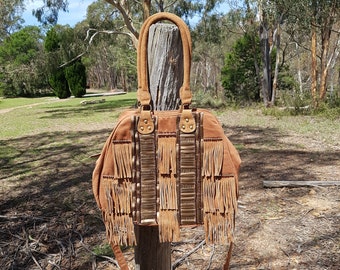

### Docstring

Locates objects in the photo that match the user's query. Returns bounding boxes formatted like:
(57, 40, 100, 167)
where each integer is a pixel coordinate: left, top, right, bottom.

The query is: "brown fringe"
(158, 136, 177, 174)
(159, 174, 178, 210)
(103, 211, 136, 246)
(202, 140, 224, 177)
(202, 135, 237, 244)
(112, 142, 132, 179)
(104, 179, 136, 246)
(158, 136, 179, 242)
(203, 176, 237, 244)
(159, 210, 180, 242)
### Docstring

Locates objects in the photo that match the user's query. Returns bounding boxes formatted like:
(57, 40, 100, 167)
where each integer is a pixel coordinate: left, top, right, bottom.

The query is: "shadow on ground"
(0, 129, 111, 269)
(0, 123, 339, 269)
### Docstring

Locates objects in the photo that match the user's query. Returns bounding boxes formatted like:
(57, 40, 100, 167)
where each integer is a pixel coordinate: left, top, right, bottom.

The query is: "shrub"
(65, 60, 86, 98)
(49, 68, 70, 99)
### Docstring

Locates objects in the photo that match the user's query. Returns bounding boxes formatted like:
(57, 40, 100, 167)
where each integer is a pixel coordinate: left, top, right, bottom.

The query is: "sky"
(22, 0, 92, 26)
(22, 1, 230, 27)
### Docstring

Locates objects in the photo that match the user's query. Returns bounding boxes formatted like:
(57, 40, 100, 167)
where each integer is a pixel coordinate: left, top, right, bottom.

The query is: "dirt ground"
(0, 108, 339, 269)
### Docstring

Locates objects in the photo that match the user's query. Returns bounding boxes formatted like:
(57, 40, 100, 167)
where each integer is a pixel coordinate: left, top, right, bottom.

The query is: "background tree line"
(0, 0, 339, 109)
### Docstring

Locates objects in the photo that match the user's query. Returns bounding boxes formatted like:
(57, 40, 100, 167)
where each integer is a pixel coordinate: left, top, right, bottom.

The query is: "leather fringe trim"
(158, 136, 177, 174)
(159, 210, 180, 242)
(103, 141, 136, 246)
(202, 140, 223, 177)
(202, 139, 237, 244)
(112, 141, 132, 179)
(104, 179, 136, 246)
(103, 211, 136, 246)
(159, 174, 178, 210)
(158, 136, 179, 242)
(203, 176, 237, 244)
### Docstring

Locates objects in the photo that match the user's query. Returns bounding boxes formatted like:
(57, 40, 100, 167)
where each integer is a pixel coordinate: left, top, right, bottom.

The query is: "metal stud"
(143, 119, 148, 124)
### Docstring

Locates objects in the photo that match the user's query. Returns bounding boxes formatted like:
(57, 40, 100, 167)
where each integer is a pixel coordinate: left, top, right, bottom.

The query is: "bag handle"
(137, 12, 193, 108)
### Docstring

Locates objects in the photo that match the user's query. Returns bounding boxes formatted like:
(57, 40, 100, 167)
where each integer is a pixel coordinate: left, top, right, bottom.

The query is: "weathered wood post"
(134, 23, 183, 270)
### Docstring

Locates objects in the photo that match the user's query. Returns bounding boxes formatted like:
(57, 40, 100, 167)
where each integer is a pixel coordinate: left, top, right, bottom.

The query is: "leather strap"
(137, 12, 193, 107)
(223, 242, 234, 270)
(111, 243, 129, 270)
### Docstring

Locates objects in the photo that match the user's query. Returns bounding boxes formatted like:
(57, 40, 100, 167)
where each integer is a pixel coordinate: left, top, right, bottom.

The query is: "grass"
(218, 106, 340, 147)
(0, 96, 54, 109)
(0, 92, 137, 139)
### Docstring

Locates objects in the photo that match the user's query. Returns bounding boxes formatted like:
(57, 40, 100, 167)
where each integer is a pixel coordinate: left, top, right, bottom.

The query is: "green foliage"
(312, 100, 340, 120)
(0, 26, 49, 97)
(44, 26, 88, 98)
(44, 28, 60, 52)
(48, 68, 70, 99)
(193, 90, 225, 109)
(193, 14, 223, 44)
(92, 244, 114, 257)
(221, 33, 261, 104)
(0, 26, 41, 65)
(65, 60, 86, 97)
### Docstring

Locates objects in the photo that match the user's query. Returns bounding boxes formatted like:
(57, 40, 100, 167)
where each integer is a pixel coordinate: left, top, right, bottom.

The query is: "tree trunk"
(311, 23, 318, 107)
(259, 2, 272, 106)
(295, 43, 303, 94)
(271, 22, 281, 105)
(319, 22, 332, 101)
(329, 37, 340, 99)
(134, 23, 183, 270)
(147, 23, 182, 110)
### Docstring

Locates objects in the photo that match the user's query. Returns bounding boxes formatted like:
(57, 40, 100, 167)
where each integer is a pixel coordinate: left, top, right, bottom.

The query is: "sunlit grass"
(0, 92, 137, 139)
(0, 97, 53, 109)
(218, 106, 340, 146)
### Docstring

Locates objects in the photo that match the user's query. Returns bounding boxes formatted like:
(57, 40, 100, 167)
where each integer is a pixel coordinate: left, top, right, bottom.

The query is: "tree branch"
(104, 0, 139, 47)
(172, 240, 206, 269)
(58, 28, 133, 68)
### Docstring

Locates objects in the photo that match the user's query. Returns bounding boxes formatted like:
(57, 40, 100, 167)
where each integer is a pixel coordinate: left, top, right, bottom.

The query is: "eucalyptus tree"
(271, 0, 340, 107)
(0, 0, 24, 41)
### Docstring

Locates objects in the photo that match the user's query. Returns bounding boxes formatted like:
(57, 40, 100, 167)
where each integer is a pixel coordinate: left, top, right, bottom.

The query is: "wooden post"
(134, 23, 183, 270)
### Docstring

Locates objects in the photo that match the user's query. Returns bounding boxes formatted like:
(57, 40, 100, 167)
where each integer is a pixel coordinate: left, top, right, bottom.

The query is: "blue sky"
(22, 1, 230, 27)
(23, 0, 92, 26)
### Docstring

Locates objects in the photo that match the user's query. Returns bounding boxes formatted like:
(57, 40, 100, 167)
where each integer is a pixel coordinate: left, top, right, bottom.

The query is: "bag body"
(93, 108, 240, 246)
(92, 12, 241, 257)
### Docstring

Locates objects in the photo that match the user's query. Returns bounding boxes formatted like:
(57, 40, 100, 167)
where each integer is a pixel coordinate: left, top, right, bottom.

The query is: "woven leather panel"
(132, 116, 158, 224)
(177, 112, 202, 225)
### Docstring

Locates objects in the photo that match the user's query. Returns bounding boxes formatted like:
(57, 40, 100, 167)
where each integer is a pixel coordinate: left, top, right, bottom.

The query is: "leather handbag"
(92, 12, 241, 269)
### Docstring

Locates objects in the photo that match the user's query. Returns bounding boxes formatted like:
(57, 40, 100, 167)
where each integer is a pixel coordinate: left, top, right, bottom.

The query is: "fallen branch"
(263, 180, 340, 188)
(172, 239, 206, 269)
(205, 244, 215, 270)
(73, 230, 119, 267)
(0, 215, 46, 221)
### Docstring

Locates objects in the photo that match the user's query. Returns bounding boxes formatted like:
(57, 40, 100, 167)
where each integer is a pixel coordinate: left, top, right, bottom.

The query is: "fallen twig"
(23, 227, 43, 270)
(205, 244, 215, 270)
(263, 180, 340, 188)
(73, 230, 119, 267)
(172, 239, 206, 269)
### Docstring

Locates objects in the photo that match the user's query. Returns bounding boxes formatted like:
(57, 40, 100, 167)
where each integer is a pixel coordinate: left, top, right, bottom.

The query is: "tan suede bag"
(92, 12, 241, 269)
